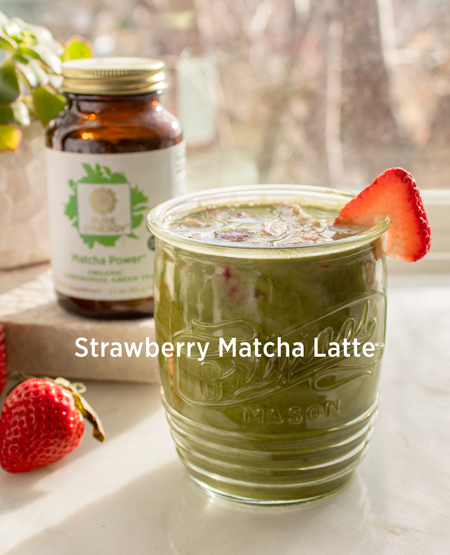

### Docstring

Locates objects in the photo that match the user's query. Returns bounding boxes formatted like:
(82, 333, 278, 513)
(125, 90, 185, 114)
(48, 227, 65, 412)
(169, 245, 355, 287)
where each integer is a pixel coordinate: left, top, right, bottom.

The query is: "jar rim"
(147, 185, 390, 259)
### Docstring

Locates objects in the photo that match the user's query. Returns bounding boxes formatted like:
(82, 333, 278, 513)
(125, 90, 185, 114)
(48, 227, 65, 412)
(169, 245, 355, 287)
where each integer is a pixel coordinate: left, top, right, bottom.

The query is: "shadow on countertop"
(4, 459, 376, 555)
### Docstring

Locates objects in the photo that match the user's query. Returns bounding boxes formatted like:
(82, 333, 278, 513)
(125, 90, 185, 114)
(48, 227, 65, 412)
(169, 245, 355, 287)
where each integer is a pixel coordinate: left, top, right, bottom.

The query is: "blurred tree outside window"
(2, 0, 450, 193)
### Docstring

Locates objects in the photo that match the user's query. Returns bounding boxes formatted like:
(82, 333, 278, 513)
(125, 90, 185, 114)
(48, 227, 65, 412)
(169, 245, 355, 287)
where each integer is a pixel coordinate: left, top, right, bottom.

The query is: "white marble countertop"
(0, 273, 449, 555)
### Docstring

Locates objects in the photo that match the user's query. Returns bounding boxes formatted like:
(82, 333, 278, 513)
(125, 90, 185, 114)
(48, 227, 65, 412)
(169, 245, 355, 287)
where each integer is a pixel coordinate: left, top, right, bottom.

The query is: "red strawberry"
(335, 168, 431, 262)
(0, 376, 104, 473)
(0, 325, 7, 397)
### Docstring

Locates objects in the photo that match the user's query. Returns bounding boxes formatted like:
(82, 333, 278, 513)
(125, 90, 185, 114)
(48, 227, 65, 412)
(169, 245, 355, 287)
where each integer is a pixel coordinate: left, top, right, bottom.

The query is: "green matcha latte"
(148, 185, 390, 504)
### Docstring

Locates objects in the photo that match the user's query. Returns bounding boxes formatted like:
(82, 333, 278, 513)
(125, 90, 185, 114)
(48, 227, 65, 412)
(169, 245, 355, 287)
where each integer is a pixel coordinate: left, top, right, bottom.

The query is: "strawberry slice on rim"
(335, 168, 431, 262)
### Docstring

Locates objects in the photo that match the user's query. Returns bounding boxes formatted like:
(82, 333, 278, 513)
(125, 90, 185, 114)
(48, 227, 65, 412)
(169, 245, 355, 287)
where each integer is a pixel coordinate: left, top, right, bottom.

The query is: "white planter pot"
(0, 122, 50, 269)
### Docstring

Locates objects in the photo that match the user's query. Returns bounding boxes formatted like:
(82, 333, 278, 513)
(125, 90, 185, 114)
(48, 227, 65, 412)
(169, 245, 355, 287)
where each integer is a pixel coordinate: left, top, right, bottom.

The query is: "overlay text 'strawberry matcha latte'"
(148, 171, 430, 504)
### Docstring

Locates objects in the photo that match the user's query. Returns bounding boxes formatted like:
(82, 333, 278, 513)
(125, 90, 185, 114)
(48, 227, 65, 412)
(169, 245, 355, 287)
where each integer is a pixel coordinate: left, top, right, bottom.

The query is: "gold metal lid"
(61, 57, 168, 95)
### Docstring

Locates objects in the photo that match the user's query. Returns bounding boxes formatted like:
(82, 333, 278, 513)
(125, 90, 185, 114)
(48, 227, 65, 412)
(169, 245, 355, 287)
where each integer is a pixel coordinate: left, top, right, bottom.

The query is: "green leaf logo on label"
(64, 163, 149, 248)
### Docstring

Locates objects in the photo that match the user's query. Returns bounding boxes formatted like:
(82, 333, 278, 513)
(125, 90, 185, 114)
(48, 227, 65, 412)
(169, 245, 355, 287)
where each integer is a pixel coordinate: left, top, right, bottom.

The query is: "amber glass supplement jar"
(46, 57, 185, 318)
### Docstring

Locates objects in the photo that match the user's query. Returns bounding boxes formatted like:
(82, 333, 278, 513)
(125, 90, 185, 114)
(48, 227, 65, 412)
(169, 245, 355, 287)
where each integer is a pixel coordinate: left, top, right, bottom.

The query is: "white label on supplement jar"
(46, 142, 185, 300)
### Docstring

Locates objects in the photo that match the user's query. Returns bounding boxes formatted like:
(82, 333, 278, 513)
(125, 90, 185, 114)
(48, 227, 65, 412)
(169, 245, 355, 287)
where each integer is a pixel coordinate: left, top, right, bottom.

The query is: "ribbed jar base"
(162, 392, 379, 505)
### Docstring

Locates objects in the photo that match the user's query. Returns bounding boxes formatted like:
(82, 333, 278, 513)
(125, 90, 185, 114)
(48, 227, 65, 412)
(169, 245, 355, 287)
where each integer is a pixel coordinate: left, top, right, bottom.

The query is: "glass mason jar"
(46, 58, 185, 319)
(148, 185, 389, 504)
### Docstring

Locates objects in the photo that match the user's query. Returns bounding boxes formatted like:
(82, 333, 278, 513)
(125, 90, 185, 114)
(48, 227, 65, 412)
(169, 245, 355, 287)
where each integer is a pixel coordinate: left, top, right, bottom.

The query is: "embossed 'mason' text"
(242, 400, 341, 425)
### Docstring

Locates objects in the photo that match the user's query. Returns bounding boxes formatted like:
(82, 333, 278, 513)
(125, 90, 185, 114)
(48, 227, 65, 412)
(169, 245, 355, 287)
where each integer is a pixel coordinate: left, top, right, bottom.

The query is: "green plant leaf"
(11, 53, 29, 64)
(11, 100, 30, 125)
(7, 16, 64, 56)
(17, 45, 61, 74)
(0, 124, 21, 151)
(35, 46, 62, 73)
(48, 74, 62, 89)
(63, 36, 92, 61)
(15, 59, 49, 88)
(22, 94, 36, 118)
(33, 85, 65, 126)
(0, 33, 18, 52)
(0, 59, 20, 104)
(48, 39, 65, 57)
(16, 45, 41, 60)
(26, 23, 52, 45)
(2, 19, 21, 38)
(0, 104, 14, 124)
